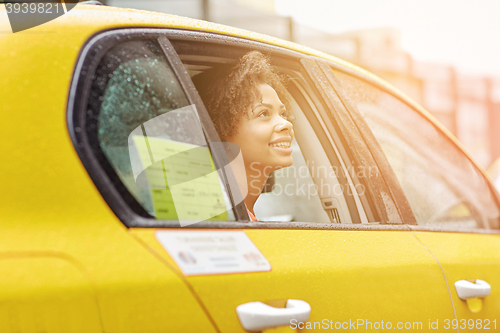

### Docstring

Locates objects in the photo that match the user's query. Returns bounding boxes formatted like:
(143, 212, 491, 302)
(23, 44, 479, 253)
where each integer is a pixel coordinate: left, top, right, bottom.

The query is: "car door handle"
(236, 299, 311, 332)
(454, 279, 491, 300)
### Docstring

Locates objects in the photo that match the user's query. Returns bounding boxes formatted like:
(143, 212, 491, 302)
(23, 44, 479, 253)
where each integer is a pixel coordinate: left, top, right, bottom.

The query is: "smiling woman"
(192, 51, 294, 220)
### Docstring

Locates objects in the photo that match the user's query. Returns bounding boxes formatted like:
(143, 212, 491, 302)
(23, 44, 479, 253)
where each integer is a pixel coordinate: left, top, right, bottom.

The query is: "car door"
(74, 28, 458, 332)
(330, 65, 500, 331)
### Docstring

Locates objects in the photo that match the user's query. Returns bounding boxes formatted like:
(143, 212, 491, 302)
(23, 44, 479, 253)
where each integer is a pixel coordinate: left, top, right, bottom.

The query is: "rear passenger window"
(335, 71, 500, 229)
(87, 40, 235, 223)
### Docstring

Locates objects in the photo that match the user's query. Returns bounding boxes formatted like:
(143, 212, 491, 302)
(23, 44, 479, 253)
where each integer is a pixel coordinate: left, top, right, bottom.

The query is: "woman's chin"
(273, 157, 294, 170)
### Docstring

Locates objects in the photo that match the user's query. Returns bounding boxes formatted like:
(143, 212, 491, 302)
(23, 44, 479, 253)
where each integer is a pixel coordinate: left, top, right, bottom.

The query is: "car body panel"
(132, 228, 455, 332)
(0, 179, 216, 332)
(0, 256, 102, 332)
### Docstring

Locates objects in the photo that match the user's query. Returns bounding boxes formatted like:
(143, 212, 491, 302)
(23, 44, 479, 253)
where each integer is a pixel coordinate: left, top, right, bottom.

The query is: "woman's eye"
(258, 110, 269, 117)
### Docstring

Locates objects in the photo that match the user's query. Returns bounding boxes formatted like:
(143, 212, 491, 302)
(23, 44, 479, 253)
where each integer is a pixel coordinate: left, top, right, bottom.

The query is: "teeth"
(269, 142, 291, 148)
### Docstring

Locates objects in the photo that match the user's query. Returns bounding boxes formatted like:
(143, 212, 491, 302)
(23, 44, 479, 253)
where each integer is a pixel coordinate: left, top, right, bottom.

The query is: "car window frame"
(67, 27, 418, 231)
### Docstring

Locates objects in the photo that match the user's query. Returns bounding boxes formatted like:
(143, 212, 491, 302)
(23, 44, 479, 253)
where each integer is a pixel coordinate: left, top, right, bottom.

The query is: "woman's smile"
(268, 137, 292, 152)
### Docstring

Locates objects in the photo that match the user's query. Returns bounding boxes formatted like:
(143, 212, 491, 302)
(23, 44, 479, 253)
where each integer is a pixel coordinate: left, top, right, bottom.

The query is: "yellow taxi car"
(1, 2, 500, 332)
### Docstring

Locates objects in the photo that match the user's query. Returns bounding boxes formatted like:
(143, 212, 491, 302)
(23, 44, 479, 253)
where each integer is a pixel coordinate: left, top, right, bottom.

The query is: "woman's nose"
(274, 117, 293, 132)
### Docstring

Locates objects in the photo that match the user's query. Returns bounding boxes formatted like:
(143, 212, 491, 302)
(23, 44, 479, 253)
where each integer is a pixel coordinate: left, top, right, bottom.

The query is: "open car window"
(176, 42, 368, 224)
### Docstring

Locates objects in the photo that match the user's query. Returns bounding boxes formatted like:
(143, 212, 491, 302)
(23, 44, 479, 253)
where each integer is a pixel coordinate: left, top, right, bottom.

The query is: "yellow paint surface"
(0, 256, 102, 333)
(412, 231, 500, 321)
(133, 228, 456, 332)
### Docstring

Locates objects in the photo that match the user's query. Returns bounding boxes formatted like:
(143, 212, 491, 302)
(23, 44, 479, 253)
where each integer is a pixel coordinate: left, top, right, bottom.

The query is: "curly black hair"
(192, 51, 291, 140)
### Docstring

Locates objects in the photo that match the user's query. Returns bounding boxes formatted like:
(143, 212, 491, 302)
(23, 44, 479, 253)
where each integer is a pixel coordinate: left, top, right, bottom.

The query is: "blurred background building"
(105, 0, 500, 168)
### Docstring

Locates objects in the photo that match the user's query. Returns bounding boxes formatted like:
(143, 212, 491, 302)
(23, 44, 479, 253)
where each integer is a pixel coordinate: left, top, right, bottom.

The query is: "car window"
(87, 40, 235, 222)
(179, 50, 361, 224)
(335, 70, 500, 229)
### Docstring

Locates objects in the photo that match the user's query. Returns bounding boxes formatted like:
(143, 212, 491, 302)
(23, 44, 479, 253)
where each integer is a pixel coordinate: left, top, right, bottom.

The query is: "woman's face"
(226, 83, 294, 174)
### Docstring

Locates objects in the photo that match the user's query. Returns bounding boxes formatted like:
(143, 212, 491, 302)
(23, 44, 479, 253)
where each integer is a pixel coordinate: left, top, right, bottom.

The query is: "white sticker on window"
(127, 104, 247, 226)
(155, 231, 271, 276)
